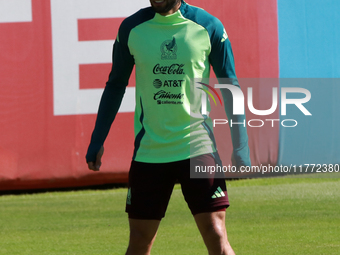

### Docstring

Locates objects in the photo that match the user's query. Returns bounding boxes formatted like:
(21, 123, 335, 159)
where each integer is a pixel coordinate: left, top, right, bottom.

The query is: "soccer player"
(86, 0, 251, 254)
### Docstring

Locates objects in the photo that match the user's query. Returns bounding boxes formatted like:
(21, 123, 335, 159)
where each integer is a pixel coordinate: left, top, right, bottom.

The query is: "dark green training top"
(86, 0, 251, 165)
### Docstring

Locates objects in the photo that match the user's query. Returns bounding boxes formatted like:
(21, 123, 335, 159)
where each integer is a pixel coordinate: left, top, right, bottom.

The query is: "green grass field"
(1, 175, 339, 254)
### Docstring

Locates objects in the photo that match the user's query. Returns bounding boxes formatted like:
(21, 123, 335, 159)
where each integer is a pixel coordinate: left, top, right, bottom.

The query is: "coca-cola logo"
(153, 64, 185, 75)
(154, 90, 184, 100)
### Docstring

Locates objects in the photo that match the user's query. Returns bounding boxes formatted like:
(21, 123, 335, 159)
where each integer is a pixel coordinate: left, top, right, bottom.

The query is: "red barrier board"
(0, 0, 278, 191)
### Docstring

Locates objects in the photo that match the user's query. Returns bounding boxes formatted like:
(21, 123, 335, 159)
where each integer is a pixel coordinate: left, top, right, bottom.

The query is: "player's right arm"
(86, 24, 135, 171)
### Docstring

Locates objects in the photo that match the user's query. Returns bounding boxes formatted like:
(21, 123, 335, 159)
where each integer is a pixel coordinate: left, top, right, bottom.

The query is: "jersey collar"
(153, 9, 186, 24)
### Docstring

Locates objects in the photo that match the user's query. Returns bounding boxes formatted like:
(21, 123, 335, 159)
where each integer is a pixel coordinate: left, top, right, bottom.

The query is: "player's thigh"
(126, 160, 177, 220)
(179, 154, 229, 215)
(194, 210, 226, 234)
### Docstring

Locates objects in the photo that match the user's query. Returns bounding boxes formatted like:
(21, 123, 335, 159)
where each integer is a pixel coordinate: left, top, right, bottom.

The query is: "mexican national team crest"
(161, 37, 177, 60)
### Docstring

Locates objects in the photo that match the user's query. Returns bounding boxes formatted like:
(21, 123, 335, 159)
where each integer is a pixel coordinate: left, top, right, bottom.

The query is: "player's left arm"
(209, 19, 251, 167)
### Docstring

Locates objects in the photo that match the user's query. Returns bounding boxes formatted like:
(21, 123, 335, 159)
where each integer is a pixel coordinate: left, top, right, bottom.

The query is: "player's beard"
(150, 0, 181, 15)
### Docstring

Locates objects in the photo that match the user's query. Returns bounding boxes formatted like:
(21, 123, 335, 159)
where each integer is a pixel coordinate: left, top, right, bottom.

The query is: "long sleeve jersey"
(86, 0, 251, 166)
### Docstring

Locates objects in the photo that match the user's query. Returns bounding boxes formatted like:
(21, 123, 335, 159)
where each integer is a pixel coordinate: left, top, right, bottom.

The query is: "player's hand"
(87, 146, 104, 171)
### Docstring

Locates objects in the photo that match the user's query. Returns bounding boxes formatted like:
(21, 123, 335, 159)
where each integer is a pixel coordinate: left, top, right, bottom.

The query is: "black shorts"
(125, 153, 229, 220)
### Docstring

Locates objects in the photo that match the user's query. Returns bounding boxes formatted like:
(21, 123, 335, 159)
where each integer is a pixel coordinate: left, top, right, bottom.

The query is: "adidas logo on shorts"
(211, 186, 225, 199)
